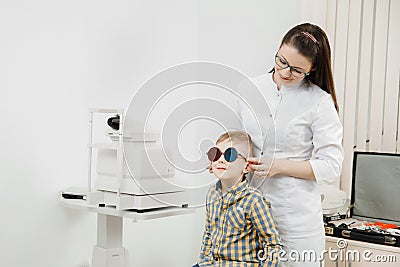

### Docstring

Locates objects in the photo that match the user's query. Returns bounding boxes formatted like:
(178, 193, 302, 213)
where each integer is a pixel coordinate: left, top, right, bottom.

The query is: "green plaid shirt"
(198, 179, 282, 267)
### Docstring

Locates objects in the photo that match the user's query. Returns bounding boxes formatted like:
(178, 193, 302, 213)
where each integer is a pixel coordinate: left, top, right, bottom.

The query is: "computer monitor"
(351, 151, 400, 224)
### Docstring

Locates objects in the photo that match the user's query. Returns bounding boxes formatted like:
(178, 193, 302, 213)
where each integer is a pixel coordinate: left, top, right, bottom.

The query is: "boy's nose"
(217, 154, 225, 162)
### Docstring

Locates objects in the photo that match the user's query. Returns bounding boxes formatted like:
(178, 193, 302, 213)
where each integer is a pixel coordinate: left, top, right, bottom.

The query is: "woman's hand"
(248, 157, 316, 180)
(247, 157, 276, 178)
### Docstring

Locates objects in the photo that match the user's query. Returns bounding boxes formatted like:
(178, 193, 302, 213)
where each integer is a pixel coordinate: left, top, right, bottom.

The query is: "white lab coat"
(236, 73, 344, 266)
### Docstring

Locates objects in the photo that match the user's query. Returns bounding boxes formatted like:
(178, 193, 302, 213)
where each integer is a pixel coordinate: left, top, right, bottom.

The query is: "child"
(195, 131, 282, 267)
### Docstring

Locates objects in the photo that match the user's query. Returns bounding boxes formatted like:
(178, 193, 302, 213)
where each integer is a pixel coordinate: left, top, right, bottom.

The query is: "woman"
(240, 23, 344, 266)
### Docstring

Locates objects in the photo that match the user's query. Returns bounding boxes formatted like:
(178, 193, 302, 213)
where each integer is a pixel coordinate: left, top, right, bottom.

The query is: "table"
(61, 193, 193, 267)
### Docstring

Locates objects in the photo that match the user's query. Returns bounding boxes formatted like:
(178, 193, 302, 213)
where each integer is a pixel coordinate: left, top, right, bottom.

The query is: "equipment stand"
(91, 214, 129, 267)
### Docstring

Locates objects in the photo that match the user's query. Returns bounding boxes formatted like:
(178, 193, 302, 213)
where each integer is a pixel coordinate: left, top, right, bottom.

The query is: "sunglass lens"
(207, 147, 221, 162)
(224, 147, 238, 162)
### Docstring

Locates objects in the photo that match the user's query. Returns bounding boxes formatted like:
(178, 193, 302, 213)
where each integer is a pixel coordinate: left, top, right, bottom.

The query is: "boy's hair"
(216, 131, 254, 157)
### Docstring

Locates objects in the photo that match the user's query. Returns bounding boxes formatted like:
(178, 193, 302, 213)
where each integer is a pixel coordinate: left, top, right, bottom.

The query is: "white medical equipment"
(61, 108, 191, 267)
(85, 108, 189, 210)
(319, 184, 347, 215)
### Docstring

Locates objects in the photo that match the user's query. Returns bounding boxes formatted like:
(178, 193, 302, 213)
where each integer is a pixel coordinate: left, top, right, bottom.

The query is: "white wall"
(0, 1, 301, 266)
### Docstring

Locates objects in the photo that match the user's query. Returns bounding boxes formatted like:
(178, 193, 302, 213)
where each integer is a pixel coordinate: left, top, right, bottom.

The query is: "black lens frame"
(274, 54, 310, 78)
(207, 147, 246, 162)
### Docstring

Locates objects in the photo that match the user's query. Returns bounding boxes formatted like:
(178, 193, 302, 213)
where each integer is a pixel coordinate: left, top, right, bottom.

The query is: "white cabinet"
(325, 237, 345, 267)
(325, 236, 400, 267)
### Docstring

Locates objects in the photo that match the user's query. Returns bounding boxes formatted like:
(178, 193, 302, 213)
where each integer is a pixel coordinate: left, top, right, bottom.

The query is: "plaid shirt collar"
(214, 179, 249, 196)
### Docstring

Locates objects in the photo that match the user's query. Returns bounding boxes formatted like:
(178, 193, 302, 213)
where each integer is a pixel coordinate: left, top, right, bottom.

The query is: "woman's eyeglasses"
(207, 147, 246, 162)
(275, 54, 310, 79)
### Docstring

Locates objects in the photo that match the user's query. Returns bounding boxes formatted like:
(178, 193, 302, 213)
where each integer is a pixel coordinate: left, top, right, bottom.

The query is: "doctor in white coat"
(239, 23, 344, 266)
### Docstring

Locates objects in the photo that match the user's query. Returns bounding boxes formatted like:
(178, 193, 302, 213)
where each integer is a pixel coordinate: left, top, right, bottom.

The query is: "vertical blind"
(303, 0, 400, 195)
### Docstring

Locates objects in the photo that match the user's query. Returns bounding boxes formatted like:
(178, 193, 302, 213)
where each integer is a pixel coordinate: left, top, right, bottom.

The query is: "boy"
(195, 131, 282, 267)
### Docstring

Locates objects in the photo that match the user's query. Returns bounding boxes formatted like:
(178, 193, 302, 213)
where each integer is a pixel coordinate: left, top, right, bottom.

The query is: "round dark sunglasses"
(207, 147, 246, 162)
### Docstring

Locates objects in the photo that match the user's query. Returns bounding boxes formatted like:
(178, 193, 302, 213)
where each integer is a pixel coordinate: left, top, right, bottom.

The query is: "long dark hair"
(279, 23, 339, 112)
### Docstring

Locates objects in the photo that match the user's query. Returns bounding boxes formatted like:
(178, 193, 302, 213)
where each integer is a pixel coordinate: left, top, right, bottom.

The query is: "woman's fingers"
(254, 171, 263, 177)
(248, 157, 273, 178)
(247, 157, 262, 164)
(248, 164, 265, 171)
(254, 170, 268, 178)
(247, 158, 264, 171)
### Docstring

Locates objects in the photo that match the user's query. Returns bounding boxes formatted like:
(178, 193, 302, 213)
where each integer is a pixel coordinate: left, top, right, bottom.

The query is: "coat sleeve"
(309, 95, 344, 184)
